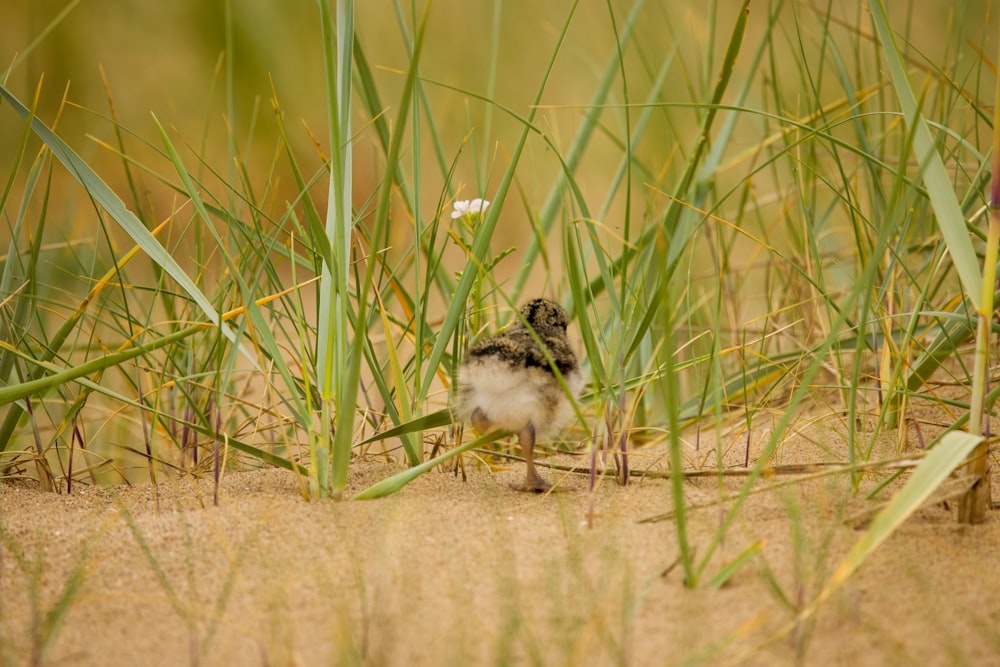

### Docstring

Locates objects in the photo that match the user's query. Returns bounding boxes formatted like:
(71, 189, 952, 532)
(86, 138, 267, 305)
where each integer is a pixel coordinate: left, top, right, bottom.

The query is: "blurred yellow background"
(1, 2, 993, 245)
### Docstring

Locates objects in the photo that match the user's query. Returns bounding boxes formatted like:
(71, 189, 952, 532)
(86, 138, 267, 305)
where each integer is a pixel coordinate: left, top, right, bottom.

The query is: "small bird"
(457, 298, 584, 492)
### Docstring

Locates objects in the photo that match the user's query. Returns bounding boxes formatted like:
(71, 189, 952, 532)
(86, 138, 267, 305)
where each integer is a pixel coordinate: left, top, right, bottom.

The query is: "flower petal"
(451, 200, 470, 219)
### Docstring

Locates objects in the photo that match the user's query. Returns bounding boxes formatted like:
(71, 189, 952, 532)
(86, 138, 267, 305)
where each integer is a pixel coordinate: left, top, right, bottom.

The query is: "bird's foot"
(509, 477, 574, 493)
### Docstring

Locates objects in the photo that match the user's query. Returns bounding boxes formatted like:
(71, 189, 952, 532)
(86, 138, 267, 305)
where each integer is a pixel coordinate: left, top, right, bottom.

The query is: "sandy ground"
(2, 417, 1000, 666)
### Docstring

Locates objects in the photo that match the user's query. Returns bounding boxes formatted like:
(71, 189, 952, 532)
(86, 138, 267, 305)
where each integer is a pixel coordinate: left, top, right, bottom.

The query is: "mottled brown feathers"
(464, 298, 579, 377)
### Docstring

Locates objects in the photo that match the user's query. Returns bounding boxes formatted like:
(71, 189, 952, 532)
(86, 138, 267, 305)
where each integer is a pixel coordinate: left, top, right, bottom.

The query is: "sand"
(2, 422, 999, 666)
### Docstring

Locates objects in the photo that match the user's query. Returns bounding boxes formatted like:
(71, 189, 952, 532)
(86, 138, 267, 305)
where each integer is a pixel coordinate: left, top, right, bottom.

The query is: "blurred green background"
(3, 0, 991, 248)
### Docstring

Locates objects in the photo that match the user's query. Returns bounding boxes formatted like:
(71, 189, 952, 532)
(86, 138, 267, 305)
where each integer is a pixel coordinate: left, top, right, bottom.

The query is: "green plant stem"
(958, 15, 1000, 523)
(315, 0, 355, 498)
(959, 207, 999, 523)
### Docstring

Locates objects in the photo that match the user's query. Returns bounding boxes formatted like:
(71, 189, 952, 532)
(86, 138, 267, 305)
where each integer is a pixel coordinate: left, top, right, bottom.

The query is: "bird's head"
(518, 298, 569, 334)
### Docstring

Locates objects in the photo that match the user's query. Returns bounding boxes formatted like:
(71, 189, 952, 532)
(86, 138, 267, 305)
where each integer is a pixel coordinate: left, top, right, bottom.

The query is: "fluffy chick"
(457, 298, 583, 492)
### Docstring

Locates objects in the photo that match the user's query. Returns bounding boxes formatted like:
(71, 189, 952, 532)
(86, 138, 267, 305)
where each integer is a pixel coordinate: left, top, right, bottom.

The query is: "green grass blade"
(355, 408, 452, 447)
(869, 0, 982, 309)
(809, 431, 981, 613)
(707, 540, 765, 590)
(329, 2, 429, 494)
(313, 0, 355, 497)
(0, 323, 210, 408)
(0, 84, 250, 360)
(352, 430, 505, 500)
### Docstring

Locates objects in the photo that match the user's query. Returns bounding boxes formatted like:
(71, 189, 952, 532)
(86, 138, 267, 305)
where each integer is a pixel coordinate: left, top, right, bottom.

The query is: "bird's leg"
(470, 407, 501, 465)
(510, 422, 563, 493)
(470, 407, 492, 433)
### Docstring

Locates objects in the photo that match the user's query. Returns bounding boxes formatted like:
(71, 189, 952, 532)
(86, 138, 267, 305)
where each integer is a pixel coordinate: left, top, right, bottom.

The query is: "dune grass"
(0, 0, 996, 638)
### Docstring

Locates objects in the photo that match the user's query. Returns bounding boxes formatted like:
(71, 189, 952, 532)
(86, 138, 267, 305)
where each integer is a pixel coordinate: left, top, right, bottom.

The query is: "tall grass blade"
(868, 0, 981, 309)
(0, 323, 211, 408)
(328, 2, 431, 495)
(807, 431, 981, 616)
(0, 84, 252, 362)
(659, 0, 751, 588)
(314, 0, 355, 497)
(958, 19, 1000, 523)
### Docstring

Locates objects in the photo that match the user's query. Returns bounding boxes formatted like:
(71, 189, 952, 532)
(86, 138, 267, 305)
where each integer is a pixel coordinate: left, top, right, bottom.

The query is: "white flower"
(451, 198, 490, 219)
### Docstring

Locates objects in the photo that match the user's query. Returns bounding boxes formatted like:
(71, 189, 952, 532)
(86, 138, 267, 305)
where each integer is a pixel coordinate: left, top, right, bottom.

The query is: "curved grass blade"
(352, 429, 504, 500)
(869, 0, 982, 309)
(0, 323, 212, 408)
(806, 431, 980, 618)
(707, 540, 766, 590)
(354, 408, 452, 447)
(0, 83, 250, 361)
(0, 219, 167, 452)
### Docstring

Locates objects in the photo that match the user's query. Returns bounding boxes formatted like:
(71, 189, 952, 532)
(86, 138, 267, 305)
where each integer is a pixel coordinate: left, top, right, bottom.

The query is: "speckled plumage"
(457, 298, 583, 492)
